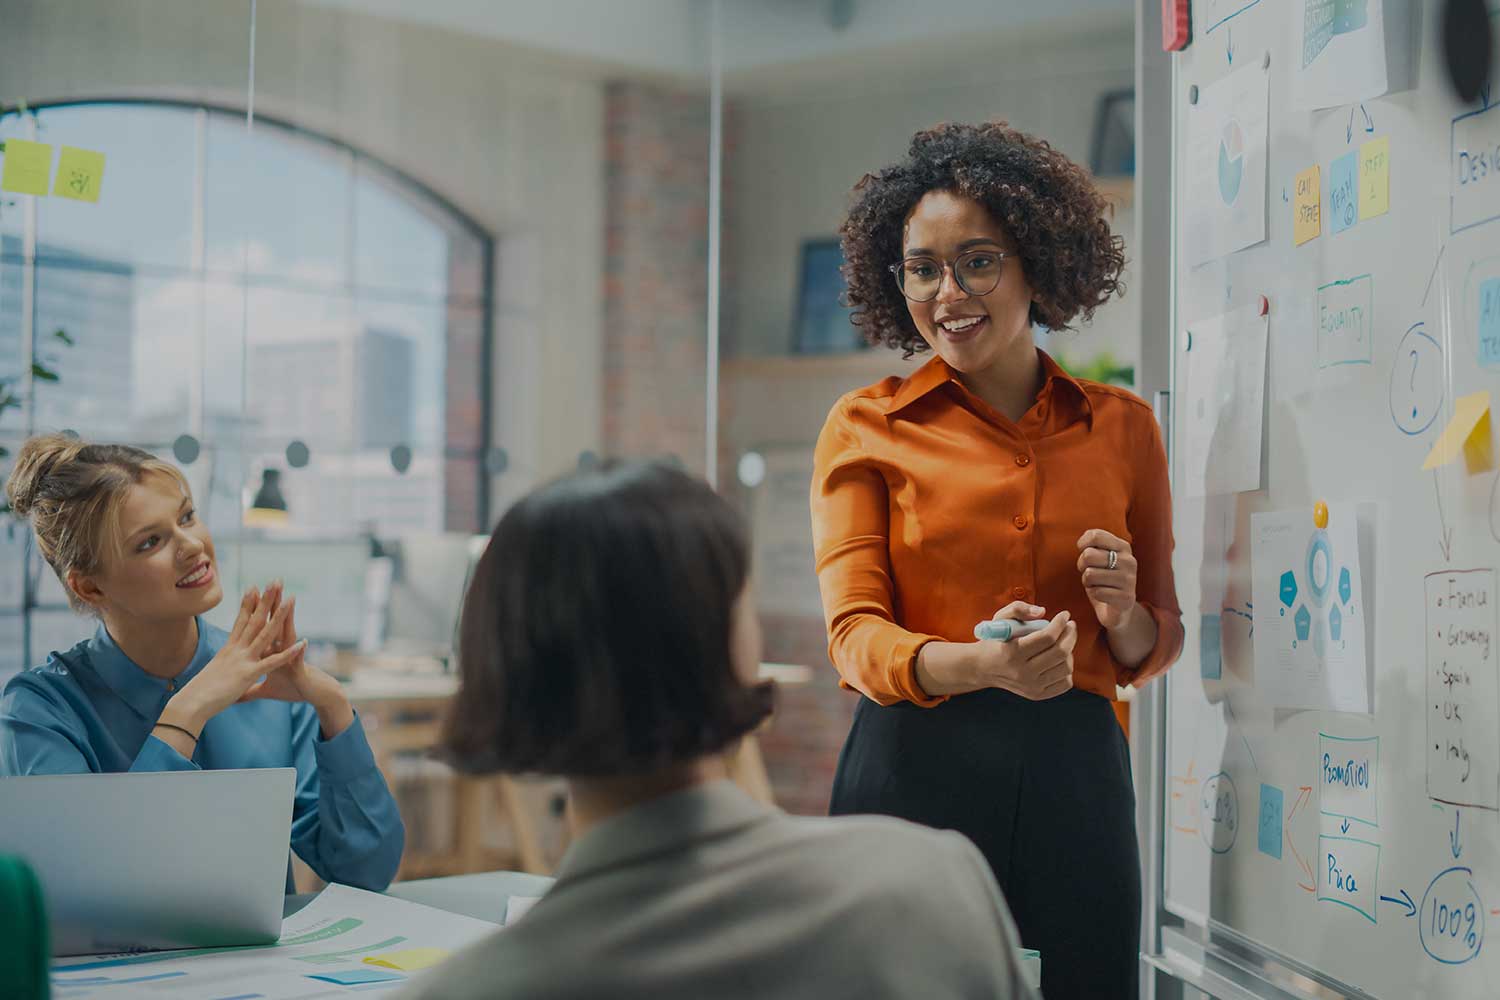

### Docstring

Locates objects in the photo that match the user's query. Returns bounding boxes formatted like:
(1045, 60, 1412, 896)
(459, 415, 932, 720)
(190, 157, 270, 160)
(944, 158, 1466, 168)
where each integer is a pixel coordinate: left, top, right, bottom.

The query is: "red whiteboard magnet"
(1163, 0, 1190, 51)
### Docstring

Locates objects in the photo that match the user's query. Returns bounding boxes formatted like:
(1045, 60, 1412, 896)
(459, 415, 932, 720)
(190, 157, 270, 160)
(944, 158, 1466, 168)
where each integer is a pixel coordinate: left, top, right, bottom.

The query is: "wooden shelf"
(722, 351, 922, 381)
(1094, 175, 1135, 211)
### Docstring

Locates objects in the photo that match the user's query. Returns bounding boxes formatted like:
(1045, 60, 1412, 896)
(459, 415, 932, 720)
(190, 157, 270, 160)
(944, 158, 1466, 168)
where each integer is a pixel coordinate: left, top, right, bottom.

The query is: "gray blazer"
(397, 780, 1039, 1000)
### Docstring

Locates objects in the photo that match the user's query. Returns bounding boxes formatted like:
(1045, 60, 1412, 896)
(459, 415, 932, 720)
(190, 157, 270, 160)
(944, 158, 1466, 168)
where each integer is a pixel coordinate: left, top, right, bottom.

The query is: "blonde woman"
(0, 435, 404, 892)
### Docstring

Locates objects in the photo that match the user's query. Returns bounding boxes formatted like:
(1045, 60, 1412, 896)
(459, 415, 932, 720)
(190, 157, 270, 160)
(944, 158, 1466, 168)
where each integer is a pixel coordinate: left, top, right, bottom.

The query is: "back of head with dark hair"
(444, 462, 774, 777)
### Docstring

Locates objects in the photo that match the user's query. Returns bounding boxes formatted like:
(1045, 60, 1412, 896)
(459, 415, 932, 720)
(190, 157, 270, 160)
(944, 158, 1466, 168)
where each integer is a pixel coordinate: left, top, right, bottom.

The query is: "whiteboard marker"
(974, 619, 1050, 642)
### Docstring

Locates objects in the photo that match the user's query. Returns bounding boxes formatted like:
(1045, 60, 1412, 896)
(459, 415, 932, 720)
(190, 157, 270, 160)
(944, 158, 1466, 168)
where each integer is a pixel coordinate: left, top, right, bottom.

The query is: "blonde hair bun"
(6, 433, 84, 519)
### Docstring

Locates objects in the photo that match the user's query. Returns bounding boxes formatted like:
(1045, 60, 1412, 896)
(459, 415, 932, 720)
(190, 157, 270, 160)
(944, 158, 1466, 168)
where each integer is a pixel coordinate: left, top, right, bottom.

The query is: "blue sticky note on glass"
(1258, 783, 1284, 859)
(1328, 152, 1358, 234)
(307, 968, 405, 986)
(1200, 613, 1223, 680)
(1479, 278, 1500, 367)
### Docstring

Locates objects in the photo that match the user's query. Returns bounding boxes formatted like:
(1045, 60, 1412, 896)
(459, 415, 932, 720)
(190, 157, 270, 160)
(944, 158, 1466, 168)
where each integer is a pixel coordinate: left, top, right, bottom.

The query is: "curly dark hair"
(840, 120, 1125, 356)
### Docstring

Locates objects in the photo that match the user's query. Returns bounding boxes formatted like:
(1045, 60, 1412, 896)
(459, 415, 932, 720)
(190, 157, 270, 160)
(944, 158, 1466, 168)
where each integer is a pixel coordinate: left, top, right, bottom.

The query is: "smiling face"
(70, 472, 223, 623)
(900, 190, 1037, 374)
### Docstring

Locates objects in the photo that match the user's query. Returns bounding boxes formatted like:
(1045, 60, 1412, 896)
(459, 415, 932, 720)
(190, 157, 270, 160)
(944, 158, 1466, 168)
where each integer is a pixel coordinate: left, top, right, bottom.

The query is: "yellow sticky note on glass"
(1293, 165, 1321, 246)
(1, 139, 53, 196)
(1358, 137, 1389, 221)
(1423, 390, 1493, 474)
(363, 947, 451, 972)
(52, 146, 105, 203)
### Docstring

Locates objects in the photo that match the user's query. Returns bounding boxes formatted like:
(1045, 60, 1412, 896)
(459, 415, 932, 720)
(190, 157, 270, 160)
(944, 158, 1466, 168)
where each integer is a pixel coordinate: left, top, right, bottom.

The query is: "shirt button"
(1012, 586, 1027, 600)
(1015, 454, 1031, 467)
(167, 680, 176, 692)
(1013, 514, 1029, 530)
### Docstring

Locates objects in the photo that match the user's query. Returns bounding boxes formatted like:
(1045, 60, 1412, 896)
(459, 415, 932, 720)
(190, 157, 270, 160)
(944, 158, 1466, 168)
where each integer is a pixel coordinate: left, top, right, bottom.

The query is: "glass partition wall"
(0, 0, 1139, 832)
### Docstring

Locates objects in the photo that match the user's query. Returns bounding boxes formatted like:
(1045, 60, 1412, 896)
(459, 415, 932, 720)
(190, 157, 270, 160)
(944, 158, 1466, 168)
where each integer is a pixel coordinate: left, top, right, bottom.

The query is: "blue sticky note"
(1200, 613, 1223, 680)
(1328, 152, 1358, 234)
(1258, 783, 1284, 859)
(306, 968, 405, 986)
(1479, 278, 1500, 367)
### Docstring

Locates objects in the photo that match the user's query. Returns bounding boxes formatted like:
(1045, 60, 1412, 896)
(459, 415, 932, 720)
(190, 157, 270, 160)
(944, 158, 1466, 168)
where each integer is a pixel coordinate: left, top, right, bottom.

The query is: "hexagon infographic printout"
(1250, 504, 1370, 713)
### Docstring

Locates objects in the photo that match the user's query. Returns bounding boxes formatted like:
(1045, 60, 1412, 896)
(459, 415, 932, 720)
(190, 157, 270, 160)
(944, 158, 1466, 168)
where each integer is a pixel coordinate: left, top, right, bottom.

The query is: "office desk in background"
(338, 661, 813, 884)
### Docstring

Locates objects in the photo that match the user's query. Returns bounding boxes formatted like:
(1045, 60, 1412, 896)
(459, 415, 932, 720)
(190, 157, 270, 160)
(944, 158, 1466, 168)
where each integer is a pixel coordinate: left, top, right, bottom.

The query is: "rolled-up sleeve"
(1116, 409, 1184, 688)
(811, 400, 946, 707)
(288, 709, 405, 891)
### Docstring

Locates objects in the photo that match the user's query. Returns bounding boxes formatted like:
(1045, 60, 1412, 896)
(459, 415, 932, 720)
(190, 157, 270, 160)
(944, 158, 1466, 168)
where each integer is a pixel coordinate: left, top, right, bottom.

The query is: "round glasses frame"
(888, 250, 1011, 302)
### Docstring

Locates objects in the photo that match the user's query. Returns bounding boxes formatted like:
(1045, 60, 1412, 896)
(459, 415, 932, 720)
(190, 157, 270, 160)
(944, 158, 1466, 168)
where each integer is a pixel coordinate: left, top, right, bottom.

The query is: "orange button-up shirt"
(810, 350, 1184, 707)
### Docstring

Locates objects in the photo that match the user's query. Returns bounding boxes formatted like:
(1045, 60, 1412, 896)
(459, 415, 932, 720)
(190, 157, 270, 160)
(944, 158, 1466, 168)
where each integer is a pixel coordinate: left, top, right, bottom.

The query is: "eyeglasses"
(888, 250, 1010, 302)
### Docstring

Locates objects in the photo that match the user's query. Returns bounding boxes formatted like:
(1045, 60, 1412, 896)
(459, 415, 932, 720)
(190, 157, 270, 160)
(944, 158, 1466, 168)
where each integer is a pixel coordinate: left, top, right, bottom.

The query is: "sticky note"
(1358, 136, 1389, 220)
(1423, 390, 1493, 473)
(306, 967, 405, 985)
(1293, 165, 1321, 245)
(0, 139, 53, 196)
(1480, 278, 1500, 367)
(363, 947, 451, 972)
(52, 146, 105, 203)
(1200, 613, 1223, 680)
(1328, 151, 1358, 235)
(1258, 783, 1284, 859)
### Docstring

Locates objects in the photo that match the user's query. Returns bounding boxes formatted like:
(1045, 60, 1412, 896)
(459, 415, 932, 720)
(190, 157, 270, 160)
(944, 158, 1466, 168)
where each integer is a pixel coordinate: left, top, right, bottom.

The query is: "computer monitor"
(378, 533, 490, 659)
(207, 538, 371, 646)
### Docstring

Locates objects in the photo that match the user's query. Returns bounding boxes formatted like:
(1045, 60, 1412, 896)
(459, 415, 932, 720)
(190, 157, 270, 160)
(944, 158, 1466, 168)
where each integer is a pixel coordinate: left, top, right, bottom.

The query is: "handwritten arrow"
(1482, 83, 1492, 110)
(1435, 472, 1454, 562)
(1380, 889, 1417, 917)
(1282, 186, 1289, 203)
(1452, 809, 1463, 858)
(1286, 786, 1316, 892)
(1361, 104, 1374, 134)
(1346, 107, 1355, 144)
(1227, 27, 1234, 65)
(1224, 603, 1253, 638)
(1341, 817, 1351, 834)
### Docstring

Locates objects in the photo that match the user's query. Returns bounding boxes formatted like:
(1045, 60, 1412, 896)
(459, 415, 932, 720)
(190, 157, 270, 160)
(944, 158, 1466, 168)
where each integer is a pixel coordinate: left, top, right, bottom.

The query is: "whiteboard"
(1164, 1, 1500, 997)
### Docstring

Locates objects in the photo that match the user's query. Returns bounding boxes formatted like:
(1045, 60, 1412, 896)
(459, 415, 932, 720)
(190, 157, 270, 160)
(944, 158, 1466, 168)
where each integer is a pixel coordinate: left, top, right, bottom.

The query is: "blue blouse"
(0, 619, 405, 892)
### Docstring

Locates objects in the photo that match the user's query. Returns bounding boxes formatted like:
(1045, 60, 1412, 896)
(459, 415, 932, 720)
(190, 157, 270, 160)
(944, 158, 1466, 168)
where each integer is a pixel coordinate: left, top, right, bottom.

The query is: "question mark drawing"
(1409, 349, 1420, 418)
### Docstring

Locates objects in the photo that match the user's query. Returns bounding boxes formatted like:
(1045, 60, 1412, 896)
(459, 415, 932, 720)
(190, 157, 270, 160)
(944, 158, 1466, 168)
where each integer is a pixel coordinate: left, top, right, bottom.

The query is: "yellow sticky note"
(1358, 136, 1389, 221)
(1423, 390, 1493, 474)
(363, 947, 451, 972)
(1293, 165, 1321, 246)
(1, 139, 53, 196)
(52, 146, 105, 203)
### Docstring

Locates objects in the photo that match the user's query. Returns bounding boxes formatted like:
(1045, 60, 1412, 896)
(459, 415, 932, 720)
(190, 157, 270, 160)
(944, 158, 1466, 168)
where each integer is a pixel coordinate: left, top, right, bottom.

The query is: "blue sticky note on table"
(1328, 152, 1358, 234)
(1258, 783, 1284, 859)
(1200, 613, 1223, 680)
(307, 968, 405, 986)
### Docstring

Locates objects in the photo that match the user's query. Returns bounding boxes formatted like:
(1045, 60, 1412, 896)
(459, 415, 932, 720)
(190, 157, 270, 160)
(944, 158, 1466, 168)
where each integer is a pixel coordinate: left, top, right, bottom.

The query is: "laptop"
(0, 767, 296, 956)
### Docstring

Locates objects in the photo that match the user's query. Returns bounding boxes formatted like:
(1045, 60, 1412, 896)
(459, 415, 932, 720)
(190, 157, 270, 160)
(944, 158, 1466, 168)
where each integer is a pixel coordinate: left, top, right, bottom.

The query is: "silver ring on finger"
(1106, 549, 1118, 571)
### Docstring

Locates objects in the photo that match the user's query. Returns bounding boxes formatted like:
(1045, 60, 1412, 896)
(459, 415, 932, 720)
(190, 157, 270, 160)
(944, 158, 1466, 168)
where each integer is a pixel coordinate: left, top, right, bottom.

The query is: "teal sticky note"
(1258, 783, 1284, 859)
(1200, 613, 1223, 680)
(1329, 152, 1358, 234)
(1303, 0, 1335, 66)
(1479, 278, 1500, 367)
(307, 968, 405, 986)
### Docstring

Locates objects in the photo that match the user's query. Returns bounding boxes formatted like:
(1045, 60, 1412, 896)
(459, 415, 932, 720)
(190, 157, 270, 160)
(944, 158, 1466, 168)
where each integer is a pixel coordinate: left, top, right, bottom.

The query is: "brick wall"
(602, 80, 710, 473)
(602, 82, 853, 815)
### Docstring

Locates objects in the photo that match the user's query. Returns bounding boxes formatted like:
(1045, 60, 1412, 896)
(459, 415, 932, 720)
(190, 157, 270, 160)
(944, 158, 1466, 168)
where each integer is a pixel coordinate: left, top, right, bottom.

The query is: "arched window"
(0, 101, 492, 673)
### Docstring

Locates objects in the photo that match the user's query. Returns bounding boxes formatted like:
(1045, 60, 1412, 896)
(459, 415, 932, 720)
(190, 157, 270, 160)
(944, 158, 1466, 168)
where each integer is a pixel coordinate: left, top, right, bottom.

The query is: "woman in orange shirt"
(812, 122, 1183, 1000)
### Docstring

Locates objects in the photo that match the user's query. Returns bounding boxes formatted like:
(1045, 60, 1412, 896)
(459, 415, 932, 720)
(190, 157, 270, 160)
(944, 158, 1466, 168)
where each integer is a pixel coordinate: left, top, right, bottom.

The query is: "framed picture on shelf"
(1089, 88, 1135, 177)
(791, 238, 866, 354)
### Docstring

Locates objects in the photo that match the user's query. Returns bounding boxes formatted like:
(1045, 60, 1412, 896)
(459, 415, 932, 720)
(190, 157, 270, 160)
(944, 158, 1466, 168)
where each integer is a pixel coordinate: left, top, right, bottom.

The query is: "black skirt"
(829, 687, 1141, 1000)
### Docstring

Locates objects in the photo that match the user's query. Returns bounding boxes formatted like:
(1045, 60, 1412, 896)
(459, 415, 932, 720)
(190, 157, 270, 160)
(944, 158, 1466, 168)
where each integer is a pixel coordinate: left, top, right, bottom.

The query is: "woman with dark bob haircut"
(405, 462, 1039, 1000)
(812, 121, 1183, 999)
